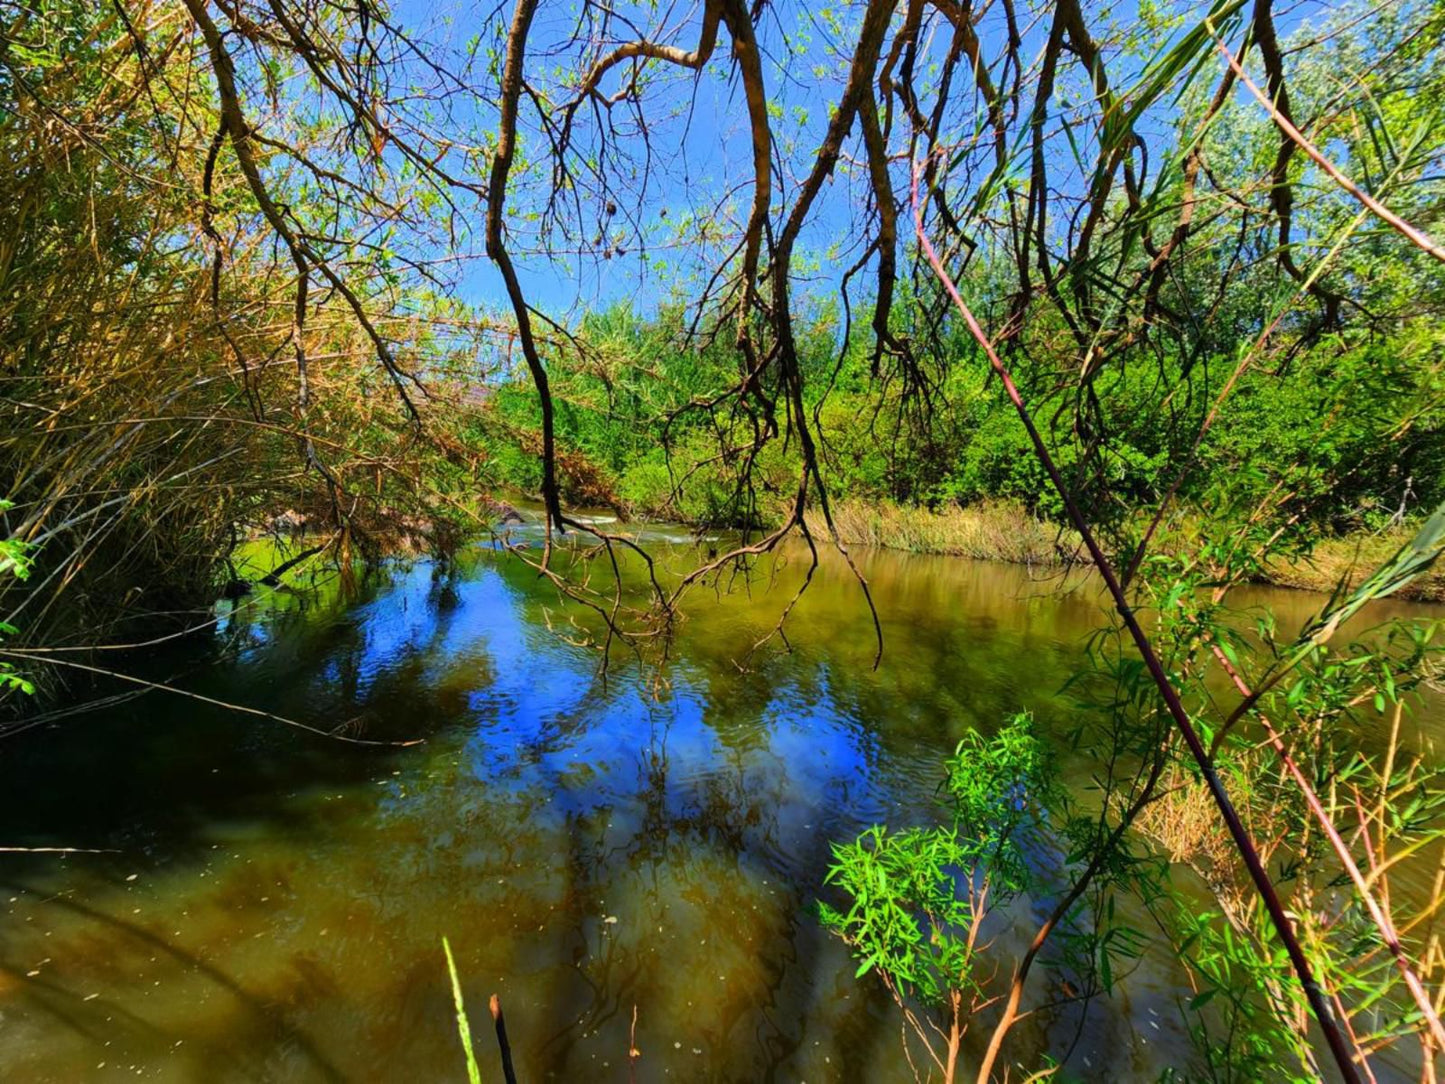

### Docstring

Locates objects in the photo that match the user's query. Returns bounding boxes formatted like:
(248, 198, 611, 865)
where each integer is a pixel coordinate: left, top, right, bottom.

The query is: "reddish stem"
(912, 156, 1362, 1084)
(1209, 641, 1445, 1055)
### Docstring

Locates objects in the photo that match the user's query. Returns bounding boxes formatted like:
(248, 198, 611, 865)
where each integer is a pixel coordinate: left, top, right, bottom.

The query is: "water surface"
(0, 541, 1437, 1082)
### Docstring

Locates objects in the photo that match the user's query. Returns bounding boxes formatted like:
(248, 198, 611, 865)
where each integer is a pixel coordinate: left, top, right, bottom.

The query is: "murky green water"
(1, 534, 1439, 1082)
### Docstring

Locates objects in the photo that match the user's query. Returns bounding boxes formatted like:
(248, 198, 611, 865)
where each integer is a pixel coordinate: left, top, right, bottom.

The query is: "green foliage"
(1175, 908, 1317, 1083)
(1141, 537, 1445, 1075)
(818, 714, 1054, 1006)
(476, 283, 1445, 540)
(820, 824, 984, 1002)
(0, 499, 33, 697)
(944, 719, 1058, 889)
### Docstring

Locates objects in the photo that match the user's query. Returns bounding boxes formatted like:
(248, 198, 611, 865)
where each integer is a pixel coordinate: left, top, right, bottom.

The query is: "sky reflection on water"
(3, 545, 1436, 1081)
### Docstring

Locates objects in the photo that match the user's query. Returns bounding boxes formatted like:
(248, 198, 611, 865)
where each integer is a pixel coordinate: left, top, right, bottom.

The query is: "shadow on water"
(0, 886, 345, 1082)
(1, 543, 1439, 1081)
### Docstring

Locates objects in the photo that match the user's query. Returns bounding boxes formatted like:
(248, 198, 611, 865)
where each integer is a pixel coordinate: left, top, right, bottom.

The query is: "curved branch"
(487, 0, 564, 540)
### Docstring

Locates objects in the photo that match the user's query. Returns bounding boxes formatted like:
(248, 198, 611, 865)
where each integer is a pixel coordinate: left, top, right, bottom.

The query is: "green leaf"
(1189, 988, 1218, 1011)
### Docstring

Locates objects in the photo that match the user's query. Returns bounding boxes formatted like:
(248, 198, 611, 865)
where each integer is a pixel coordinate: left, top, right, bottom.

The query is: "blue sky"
(363, 0, 1345, 324)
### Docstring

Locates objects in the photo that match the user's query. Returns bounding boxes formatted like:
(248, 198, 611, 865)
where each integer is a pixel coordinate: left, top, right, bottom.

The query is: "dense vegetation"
(5, 0, 1445, 1079)
(480, 290, 1445, 536)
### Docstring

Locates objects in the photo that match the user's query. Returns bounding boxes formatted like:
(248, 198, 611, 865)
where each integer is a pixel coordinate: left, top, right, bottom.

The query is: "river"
(0, 530, 1438, 1082)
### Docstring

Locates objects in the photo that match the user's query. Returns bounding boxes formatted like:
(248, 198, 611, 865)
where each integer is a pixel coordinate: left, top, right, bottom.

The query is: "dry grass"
(809, 499, 1445, 602)
(1137, 769, 1261, 923)
(1260, 526, 1445, 602)
(807, 498, 1079, 565)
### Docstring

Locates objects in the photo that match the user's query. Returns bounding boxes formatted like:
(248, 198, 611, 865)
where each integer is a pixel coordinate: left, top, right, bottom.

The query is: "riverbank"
(806, 498, 1445, 603)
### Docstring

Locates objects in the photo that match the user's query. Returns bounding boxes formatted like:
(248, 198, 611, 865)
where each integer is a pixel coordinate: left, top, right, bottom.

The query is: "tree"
(5, 0, 1445, 1076)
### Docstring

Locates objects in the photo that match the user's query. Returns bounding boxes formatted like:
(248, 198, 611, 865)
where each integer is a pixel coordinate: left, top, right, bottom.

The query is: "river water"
(0, 533, 1438, 1082)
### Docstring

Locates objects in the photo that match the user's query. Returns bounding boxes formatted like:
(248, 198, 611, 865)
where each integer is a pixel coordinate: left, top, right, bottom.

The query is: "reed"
(810, 499, 1445, 602)
(442, 938, 483, 1084)
(808, 498, 1075, 565)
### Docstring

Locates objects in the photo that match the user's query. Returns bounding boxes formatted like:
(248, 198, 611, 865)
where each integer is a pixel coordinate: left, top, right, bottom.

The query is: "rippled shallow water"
(0, 541, 1438, 1082)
